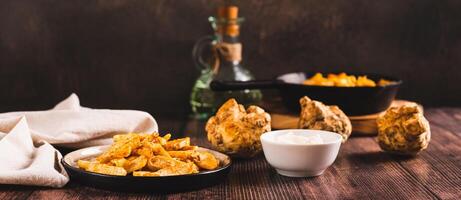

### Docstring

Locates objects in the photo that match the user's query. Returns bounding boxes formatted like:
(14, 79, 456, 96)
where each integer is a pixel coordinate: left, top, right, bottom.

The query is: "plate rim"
(61, 145, 232, 179)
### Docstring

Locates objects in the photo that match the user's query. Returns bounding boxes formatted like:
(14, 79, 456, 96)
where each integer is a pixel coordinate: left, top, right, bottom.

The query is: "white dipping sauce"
(273, 132, 324, 145)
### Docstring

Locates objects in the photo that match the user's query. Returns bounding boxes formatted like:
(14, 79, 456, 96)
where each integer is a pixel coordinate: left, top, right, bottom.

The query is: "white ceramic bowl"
(260, 129, 342, 177)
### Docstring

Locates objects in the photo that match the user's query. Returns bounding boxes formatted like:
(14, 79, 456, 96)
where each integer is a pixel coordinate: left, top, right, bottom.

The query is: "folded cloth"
(0, 93, 159, 148)
(0, 117, 69, 187)
(0, 94, 159, 187)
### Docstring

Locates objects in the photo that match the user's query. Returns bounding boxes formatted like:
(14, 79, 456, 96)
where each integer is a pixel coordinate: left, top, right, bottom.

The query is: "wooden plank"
(396, 109, 461, 199)
(0, 185, 34, 200)
(26, 182, 165, 200)
(295, 137, 437, 199)
(180, 119, 438, 199)
(1, 109, 461, 199)
(425, 108, 461, 137)
(164, 157, 306, 200)
(167, 114, 453, 199)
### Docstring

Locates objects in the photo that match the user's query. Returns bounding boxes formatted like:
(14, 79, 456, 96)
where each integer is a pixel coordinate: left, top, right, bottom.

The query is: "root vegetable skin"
(298, 96, 352, 142)
(377, 104, 431, 155)
(205, 99, 271, 158)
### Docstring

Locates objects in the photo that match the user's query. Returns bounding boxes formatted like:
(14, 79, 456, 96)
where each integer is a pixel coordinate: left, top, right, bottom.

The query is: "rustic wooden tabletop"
(0, 108, 460, 199)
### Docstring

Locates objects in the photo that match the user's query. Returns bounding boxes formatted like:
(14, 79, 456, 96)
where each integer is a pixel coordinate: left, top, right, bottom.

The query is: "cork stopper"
(216, 6, 240, 37)
(218, 6, 239, 19)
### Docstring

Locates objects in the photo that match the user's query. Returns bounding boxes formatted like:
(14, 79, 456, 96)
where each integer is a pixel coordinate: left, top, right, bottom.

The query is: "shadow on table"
(0, 184, 48, 191)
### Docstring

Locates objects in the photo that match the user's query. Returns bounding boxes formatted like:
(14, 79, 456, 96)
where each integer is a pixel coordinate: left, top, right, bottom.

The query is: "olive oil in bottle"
(190, 6, 262, 119)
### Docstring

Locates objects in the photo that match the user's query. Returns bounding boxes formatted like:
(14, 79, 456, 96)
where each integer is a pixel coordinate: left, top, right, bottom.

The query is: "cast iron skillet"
(62, 145, 231, 193)
(210, 72, 402, 116)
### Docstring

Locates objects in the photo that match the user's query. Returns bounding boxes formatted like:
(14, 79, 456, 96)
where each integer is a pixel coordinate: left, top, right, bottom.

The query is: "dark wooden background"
(1, 0, 460, 116)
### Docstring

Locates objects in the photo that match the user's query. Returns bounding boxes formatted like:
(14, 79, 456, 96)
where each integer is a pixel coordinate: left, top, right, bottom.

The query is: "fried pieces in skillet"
(303, 72, 394, 87)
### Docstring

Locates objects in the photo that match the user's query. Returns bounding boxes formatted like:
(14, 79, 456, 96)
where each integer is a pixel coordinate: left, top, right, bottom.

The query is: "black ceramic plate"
(62, 145, 232, 193)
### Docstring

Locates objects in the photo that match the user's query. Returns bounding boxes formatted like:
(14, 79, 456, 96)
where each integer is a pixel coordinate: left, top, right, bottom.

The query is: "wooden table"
(1, 108, 460, 199)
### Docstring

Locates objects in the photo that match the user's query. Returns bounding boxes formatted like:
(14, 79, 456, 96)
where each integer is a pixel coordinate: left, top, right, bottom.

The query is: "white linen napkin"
(0, 94, 159, 187)
(0, 93, 159, 148)
(0, 116, 69, 187)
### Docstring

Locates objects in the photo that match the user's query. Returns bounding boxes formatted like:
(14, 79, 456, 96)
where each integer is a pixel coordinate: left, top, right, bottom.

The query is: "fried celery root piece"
(96, 134, 142, 163)
(110, 158, 127, 167)
(150, 143, 171, 158)
(147, 155, 184, 171)
(123, 155, 148, 173)
(78, 160, 127, 176)
(147, 155, 199, 176)
(167, 150, 195, 161)
(77, 160, 92, 169)
(152, 162, 199, 176)
(133, 171, 158, 177)
(134, 139, 171, 159)
(164, 137, 191, 150)
(134, 143, 154, 158)
(168, 150, 220, 170)
(193, 151, 219, 170)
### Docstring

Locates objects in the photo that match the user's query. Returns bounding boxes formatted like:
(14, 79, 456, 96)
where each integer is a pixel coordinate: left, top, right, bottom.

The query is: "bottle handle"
(192, 36, 216, 71)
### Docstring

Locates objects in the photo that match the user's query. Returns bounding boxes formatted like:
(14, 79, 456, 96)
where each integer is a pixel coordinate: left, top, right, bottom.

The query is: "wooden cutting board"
(270, 100, 422, 135)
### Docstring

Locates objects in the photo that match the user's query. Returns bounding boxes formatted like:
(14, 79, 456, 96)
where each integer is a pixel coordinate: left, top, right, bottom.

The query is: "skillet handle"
(210, 80, 278, 91)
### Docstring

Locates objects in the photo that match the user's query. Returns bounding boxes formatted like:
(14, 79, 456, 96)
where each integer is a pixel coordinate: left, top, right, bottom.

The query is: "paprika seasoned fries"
(303, 73, 394, 87)
(77, 133, 220, 176)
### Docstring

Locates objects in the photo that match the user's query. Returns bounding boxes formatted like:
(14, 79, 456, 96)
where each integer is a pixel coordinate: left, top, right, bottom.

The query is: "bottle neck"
(214, 33, 242, 65)
(210, 15, 244, 69)
(216, 34, 240, 44)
